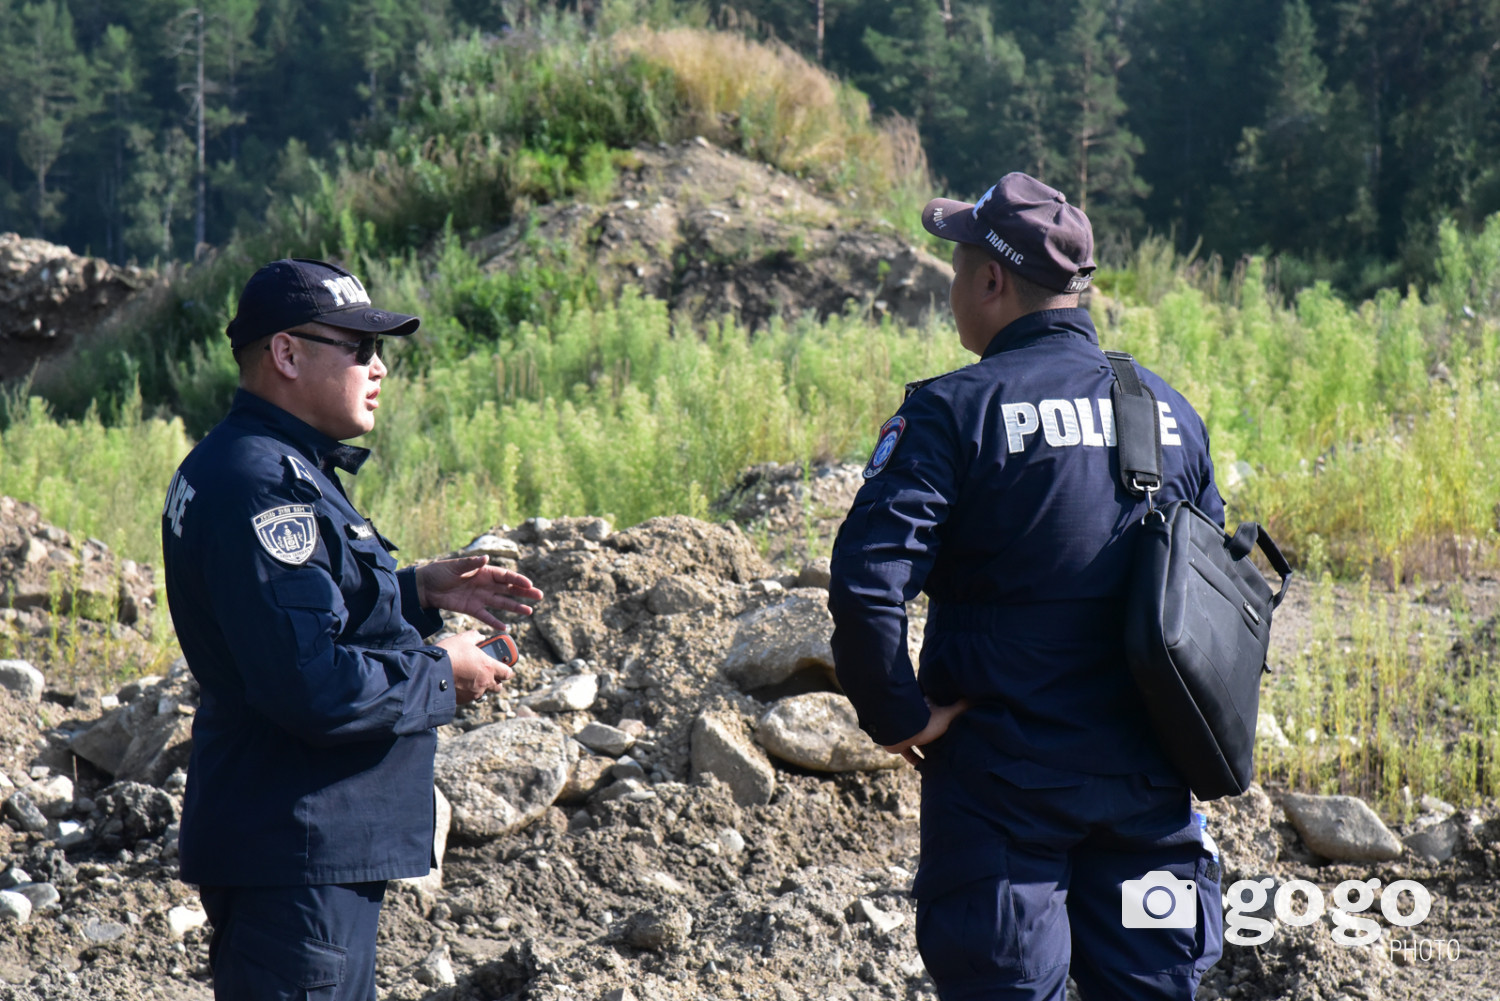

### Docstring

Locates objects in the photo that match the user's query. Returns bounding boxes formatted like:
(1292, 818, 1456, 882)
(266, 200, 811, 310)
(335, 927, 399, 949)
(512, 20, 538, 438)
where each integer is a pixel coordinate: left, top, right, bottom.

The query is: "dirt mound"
(469, 139, 952, 331)
(0, 236, 154, 382)
(2, 507, 1500, 999)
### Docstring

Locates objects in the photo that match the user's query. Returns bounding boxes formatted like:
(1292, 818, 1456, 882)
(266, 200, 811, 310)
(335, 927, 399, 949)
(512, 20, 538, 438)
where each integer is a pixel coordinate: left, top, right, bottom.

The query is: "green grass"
(351, 291, 966, 558)
(1257, 573, 1500, 814)
(0, 385, 192, 560)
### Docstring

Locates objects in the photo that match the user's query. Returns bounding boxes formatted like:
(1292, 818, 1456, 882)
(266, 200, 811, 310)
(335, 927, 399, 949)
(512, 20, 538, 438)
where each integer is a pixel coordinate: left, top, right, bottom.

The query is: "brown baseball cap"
(922, 173, 1096, 293)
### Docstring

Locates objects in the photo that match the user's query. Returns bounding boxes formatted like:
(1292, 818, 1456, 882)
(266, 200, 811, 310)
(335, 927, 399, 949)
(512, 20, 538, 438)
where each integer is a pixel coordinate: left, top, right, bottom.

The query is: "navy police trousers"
(199, 881, 387, 1000)
(913, 721, 1223, 1001)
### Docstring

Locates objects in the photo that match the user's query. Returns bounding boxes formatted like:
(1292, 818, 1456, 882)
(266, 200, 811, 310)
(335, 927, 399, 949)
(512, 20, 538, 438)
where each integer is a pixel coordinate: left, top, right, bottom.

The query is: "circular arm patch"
(863, 416, 906, 479)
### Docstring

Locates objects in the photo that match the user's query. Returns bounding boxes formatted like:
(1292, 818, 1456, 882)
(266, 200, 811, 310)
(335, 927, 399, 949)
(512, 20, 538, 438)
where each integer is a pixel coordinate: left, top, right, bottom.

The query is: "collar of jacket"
(980, 307, 1099, 360)
(226, 388, 372, 474)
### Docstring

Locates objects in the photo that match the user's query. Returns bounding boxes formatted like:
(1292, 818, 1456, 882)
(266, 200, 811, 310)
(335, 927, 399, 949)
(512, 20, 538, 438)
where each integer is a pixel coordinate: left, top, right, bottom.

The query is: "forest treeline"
(3, 0, 1498, 297)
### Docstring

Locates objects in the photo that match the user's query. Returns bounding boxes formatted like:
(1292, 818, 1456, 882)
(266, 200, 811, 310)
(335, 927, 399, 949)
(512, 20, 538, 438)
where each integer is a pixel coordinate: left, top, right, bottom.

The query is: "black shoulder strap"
(1104, 351, 1162, 501)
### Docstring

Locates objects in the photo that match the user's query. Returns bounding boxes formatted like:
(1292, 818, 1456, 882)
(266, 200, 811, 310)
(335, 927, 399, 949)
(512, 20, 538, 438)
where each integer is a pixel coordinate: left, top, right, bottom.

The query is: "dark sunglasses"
(275, 330, 383, 365)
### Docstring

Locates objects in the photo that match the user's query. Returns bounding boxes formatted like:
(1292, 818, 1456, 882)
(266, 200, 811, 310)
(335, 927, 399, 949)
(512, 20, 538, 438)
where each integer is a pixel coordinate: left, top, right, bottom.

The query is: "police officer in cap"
(828, 175, 1224, 1000)
(162, 258, 545, 999)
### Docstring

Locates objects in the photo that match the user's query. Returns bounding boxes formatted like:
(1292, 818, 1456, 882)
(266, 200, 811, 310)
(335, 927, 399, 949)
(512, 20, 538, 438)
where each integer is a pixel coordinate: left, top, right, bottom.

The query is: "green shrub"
(0, 385, 191, 562)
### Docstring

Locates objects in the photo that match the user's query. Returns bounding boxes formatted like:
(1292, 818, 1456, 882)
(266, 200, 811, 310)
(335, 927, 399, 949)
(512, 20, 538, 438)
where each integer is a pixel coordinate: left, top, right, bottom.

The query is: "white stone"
(1404, 817, 1464, 863)
(690, 713, 775, 807)
(1256, 712, 1291, 748)
(523, 674, 598, 713)
(717, 828, 746, 858)
(756, 692, 898, 772)
(0, 661, 44, 702)
(722, 592, 836, 692)
(575, 721, 634, 757)
(12, 882, 58, 912)
(31, 774, 74, 817)
(415, 943, 457, 987)
(0, 890, 32, 924)
(1419, 794, 1456, 816)
(166, 904, 207, 938)
(855, 898, 904, 935)
(463, 534, 521, 560)
(55, 820, 88, 848)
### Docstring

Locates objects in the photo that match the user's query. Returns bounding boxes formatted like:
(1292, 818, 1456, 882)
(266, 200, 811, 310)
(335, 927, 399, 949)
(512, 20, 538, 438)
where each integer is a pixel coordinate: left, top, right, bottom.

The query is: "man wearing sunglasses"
(161, 258, 544, 999)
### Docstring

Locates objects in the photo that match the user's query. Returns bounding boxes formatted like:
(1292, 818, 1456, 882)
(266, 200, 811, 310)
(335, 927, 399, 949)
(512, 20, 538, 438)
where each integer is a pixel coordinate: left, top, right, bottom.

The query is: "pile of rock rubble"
(0, 235, 153, 379)
(1, 507, 1499, 999)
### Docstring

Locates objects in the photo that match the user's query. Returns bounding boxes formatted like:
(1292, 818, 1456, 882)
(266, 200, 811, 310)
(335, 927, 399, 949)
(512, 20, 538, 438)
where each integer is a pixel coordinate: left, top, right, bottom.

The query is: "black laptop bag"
(1106, 351, 1293, 800)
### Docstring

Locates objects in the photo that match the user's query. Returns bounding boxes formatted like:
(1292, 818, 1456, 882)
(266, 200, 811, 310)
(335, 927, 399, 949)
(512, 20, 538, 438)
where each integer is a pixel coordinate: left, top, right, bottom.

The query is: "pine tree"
(859, 1, 1024, 196)
(3, 1, 96, 236)
(209, 0, 263, 162)
(91, 24, 143, 262)
(1054, 0, 1146, 234)
(1233, 0, 1372, 260)
(124, 124, 195, 258)
(349, 0, 423, 120)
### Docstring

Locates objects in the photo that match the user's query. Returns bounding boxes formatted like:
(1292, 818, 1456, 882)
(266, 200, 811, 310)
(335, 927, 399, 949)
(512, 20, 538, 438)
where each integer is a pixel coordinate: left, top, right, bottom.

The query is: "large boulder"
(70, 680, 195, 785)
(722, 591, 836, 694)
(690, 713, 775, 807)
(434, 719, 570, 839)
(1281, 793, 1403, 862)
(756, 692, 896, 772)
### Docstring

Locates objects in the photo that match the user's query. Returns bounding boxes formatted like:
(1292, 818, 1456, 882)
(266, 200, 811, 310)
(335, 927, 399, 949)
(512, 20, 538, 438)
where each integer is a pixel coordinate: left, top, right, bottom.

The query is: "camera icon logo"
(1121, 871, 1198, 929)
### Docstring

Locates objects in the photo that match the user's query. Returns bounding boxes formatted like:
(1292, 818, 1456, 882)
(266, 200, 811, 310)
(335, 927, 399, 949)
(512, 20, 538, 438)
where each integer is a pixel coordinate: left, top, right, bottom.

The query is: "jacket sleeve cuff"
(854, 683, 931, 747)
(397, 567, 446, 639)
(400, 647, 457, 730)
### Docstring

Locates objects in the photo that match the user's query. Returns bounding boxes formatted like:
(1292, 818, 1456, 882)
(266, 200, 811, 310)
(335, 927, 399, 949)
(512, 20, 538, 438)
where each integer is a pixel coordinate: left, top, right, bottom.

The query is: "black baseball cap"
(921, 173, 1096, 293)
(226, 258, 420, 349)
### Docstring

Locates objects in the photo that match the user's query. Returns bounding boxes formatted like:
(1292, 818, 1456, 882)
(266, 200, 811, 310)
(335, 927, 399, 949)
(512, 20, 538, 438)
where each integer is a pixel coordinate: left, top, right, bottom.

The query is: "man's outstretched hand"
(882, 698, 972, 767)
(415, 555, 544, 632)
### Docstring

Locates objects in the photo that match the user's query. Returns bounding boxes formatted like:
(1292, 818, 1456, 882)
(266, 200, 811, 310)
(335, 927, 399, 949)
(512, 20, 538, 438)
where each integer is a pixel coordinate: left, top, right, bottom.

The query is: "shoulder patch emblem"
(252, 504, 318, 565)
(863, 416, 907, 479)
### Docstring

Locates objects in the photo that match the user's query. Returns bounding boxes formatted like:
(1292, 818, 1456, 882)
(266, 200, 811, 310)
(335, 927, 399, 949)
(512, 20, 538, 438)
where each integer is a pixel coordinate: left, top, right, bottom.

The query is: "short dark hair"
(1005, 265, 1080, 312)
(233, 334, 271, 376)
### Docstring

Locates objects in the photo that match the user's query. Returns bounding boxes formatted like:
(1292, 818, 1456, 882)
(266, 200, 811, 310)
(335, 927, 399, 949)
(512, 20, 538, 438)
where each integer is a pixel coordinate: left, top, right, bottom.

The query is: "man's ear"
(983, 258, 1007, 299)
(265, 332, 300, 380)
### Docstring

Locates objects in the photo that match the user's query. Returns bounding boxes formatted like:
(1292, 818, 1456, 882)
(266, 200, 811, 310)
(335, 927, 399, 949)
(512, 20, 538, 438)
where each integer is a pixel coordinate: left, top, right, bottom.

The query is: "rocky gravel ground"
(1, 482, 1499, 999)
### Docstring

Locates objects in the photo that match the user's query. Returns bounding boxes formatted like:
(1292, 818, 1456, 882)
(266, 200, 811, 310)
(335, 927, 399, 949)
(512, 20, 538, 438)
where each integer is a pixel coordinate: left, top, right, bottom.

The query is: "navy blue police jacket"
(161, 389, 456, 886)
(828, 308, 1223, 777)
